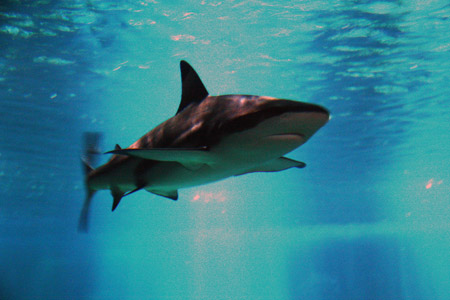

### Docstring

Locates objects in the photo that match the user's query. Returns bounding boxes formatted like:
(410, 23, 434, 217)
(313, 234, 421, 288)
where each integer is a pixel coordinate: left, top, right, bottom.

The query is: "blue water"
(1, 1, 450, 299)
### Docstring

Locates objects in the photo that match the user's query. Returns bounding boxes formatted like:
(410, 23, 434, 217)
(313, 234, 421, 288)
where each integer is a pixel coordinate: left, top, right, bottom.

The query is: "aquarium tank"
(1, 1, 449, 299)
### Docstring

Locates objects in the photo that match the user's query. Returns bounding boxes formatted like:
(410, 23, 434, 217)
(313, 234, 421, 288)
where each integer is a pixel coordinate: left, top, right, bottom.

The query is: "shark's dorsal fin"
(115, 144, 122, 150)
(177, 61, 209, 114)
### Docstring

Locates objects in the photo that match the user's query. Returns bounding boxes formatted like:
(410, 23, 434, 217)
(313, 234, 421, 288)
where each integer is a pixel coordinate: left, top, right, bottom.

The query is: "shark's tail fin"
(78, 132, 102, 233)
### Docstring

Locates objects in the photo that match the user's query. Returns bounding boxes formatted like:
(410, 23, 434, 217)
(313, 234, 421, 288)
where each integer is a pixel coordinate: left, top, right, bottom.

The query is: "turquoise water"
(1, 1, 450, 299)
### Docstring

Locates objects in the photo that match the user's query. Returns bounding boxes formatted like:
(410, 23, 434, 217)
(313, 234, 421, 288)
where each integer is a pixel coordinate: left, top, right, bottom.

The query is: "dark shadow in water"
(289, 237, 424, 300)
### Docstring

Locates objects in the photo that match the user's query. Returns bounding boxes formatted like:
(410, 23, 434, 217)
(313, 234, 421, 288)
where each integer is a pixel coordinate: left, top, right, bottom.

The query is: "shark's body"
(79, 61, 329, 231)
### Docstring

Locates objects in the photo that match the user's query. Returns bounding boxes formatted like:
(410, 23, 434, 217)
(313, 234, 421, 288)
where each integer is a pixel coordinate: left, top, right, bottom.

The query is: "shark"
(79, 61, 329, 231)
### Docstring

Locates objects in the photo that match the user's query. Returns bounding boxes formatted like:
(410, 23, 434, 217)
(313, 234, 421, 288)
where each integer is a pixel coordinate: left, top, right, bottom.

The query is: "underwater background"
(1, 0, 450, 299)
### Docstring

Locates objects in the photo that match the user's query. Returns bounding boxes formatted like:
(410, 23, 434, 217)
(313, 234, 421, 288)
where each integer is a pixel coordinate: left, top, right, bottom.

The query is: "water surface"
(1, 1, 449, 299)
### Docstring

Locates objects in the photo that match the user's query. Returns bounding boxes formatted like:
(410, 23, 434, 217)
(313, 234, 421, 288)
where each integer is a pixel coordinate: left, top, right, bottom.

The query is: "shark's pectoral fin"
(236, 157, 306, 176)
(111, 188, 125, 211)
(148, 189, 179, 201)
(106, 147, 212, 170)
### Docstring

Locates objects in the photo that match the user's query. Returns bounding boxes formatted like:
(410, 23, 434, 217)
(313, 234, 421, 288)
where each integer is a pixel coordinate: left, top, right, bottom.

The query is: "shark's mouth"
(266, 133, 306, 141)
(259, 133, 307, 149)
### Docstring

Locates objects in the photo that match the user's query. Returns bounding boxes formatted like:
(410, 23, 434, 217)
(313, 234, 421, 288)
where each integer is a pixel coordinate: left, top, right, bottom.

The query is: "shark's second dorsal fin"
(177, 61, 209, 114)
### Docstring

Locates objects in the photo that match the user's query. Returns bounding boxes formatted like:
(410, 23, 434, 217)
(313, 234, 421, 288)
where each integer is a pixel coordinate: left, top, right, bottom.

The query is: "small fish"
(79, 61, 329, 231)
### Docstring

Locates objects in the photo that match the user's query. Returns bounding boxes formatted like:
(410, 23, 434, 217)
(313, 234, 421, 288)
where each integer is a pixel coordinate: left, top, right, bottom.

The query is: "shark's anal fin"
(149, 189, 179, 201)
(106, 147, 211, 170)
(111, 187, 125, 211)
(177, 61, 209, 114)
(236, 157, 306, 176)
